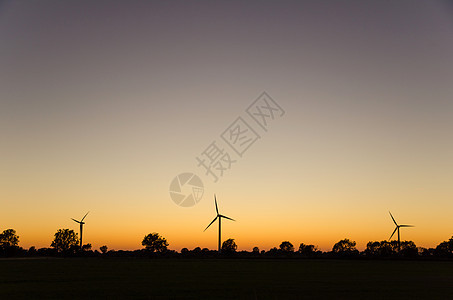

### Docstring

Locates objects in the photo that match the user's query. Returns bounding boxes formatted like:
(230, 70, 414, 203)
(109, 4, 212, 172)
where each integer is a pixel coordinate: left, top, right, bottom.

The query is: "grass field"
(1, 258, 452, 299)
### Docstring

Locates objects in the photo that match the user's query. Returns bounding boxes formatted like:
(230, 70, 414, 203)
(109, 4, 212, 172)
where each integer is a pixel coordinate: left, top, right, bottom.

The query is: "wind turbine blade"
(81, 211, 89, 222)
(400, 225, 414, 227)
(389, 211, 398, 226)
(389, 227, 398, 240)
(71, 218, 81, 223)
(215, 195, 219, 215)
(220, 215, 235, 222)
(204, 216, 218, 232)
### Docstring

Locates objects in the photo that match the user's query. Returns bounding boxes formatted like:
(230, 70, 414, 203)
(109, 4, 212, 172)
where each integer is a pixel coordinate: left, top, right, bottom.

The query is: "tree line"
(1, 228, 453, 259)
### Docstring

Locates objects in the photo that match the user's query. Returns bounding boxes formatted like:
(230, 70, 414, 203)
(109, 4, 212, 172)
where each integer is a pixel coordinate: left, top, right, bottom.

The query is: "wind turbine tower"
(204, 195, 235, 253)
(72, 211, 89, 249)
(388, 211, 414, 252)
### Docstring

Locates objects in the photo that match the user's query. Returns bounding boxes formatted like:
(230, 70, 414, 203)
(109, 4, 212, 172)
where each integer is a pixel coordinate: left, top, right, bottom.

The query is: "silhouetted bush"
(365, 241, 396, 257)
(221, 238, 237, 254)
(399, 241, 418, 257)
(252, 247, 260, 256)
(435, 236, 453, 257)
(51, 229, 79, 255)
(332, 239, 359, 258)
(142, 232, 169, 253)
(298, 243, 318, 257)
(279, 241, 294, 253)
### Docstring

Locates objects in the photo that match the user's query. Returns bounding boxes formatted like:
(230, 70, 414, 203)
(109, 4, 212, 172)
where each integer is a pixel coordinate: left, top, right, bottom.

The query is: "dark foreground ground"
(1, 258, 452, 299)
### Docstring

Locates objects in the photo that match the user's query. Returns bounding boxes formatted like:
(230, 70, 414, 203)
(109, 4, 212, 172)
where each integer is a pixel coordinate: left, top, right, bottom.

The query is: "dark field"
(1, 258, 452, 299)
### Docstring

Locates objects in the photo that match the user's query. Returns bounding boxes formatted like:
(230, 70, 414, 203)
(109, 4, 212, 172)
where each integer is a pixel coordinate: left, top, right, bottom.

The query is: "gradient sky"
(1, 0, 452, 252)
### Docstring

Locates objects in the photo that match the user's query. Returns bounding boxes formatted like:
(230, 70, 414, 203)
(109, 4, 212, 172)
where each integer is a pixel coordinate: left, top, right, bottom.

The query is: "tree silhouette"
(298, 243, 317, 256)
(82, 243, 92, 251)
(142, 232, 168, 252)
(28, 246, 37, 256)
(388, 240, 400, 253)
(279, 241, 294, 253)
(221, 238, 237, 253)
(365, 241, 380, 256)
(100, 245, 108, 254)
(0, 229, 20, 256)
(0, 229, 19, 248)
(265, 247, 279, 257)
(51, 229, 79, 253)
(365, 241, 395, 257)
(332, 238, 358, 255)
(399, 241, 418, 257)
(435, 236, 453, 257)
(252, 246, 260, 254)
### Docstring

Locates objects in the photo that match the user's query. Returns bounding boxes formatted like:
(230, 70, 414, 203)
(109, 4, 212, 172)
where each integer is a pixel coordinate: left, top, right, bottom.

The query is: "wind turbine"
(388, 211, 414, 252)
(204, 195, 235, 253)
(72, 212, 89, 249)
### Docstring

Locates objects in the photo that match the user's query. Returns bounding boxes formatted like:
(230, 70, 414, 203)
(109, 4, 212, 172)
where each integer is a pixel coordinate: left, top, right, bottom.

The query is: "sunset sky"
(1, 0, 452, 252)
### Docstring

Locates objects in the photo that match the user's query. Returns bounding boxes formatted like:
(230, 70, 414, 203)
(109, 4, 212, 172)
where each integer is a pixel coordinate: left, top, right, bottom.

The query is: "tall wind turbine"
(388, 211, 414, 252)
(204, 195, 235, 253)
(72, 212, 89, 249)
